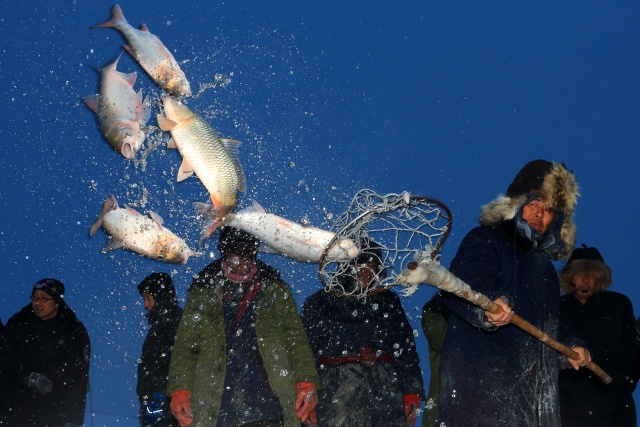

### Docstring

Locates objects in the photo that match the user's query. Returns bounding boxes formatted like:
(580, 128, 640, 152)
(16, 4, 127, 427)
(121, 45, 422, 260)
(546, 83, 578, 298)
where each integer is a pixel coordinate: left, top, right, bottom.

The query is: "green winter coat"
(167, 265, 319, 427)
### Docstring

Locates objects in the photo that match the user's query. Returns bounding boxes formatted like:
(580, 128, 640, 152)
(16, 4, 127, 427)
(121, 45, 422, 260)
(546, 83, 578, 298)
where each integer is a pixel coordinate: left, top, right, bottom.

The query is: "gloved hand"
(145, 392, 168, 426)
(170, 389, 193, 427)
(404, 394, 421, 427)
(26, 372, 53, 395)
(295, 382, 318, 424)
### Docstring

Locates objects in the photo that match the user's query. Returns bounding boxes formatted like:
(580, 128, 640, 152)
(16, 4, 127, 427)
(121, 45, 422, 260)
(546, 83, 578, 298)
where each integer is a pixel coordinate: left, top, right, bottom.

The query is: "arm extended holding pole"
(396, 251, 611, 384)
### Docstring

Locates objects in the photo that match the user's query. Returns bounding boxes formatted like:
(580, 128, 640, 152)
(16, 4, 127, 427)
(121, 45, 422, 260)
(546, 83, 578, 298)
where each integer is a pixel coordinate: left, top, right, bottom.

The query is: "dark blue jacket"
(437, 223, 582, 427)
(559, 291, 640, 427)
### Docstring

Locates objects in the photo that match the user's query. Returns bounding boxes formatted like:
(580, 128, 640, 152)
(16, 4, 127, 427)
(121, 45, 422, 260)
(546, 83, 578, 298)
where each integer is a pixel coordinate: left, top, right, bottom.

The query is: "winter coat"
(301, 289, 425, 427)
(166, 259, 319, 427)
(559, 291, 640, 427)
(0, 302, 90, 427)
(437, 223, 583, 427)
(137, 296, 182, 426)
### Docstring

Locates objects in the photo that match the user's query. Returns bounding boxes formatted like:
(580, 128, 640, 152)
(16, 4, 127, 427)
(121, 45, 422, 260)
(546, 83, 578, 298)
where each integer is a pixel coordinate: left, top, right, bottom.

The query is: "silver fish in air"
(84, 54, 150, 159)
(194, 201, 359, 263)
(93, 4, 191, 97)
(158, 97, 246, 238)
(89, 196, 193, 265)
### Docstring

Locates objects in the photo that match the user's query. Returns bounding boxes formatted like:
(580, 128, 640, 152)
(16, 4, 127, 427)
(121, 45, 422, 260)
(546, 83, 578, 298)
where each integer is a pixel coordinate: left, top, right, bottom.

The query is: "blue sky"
(2, 1, 640, 425)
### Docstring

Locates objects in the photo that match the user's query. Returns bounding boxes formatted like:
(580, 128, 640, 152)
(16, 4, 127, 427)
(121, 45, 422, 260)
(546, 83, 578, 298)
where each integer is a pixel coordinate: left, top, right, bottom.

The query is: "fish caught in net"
(318, 189, 452, 297)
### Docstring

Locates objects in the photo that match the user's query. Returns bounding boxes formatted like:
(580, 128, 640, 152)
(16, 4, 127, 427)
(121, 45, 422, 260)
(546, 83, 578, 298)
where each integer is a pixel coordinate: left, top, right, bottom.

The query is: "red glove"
(295, 382, 318, 424)
(170, 390, 193, 427)
(404, 394, 421, 427)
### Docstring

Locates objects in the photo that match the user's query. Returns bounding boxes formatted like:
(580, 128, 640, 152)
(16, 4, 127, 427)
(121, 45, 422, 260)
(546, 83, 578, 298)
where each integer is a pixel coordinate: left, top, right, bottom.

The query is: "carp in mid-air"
(194, 201, 359, 263)
(158, 97, 246, 237)
(89, 196, 193, 265)
(93, 4, 191, 97)
(83, 54, 150, 159)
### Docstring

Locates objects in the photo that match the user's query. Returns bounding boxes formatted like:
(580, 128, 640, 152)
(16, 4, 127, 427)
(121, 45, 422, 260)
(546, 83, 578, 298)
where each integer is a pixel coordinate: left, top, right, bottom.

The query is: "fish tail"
(89, 196, 119, 237)
(92, 4, 125, 29)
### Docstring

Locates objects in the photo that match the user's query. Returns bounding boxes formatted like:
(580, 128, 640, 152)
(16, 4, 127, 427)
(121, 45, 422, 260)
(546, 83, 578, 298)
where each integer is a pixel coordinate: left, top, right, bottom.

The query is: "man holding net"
(435, 160, 590, 427)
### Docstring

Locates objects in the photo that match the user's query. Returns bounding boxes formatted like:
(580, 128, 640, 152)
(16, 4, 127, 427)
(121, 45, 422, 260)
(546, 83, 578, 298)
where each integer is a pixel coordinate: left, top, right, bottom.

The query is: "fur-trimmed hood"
(559, 244, 612, 294)
(479, 160, 579, 259)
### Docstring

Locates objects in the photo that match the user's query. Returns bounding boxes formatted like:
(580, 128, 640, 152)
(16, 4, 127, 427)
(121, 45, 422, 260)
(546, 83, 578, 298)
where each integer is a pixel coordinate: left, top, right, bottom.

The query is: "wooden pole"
(398, 257, 612, 384)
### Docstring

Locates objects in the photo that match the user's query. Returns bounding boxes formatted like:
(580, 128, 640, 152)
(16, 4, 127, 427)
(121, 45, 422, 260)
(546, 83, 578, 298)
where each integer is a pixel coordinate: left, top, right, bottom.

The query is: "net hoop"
(318, 189, 452, 297)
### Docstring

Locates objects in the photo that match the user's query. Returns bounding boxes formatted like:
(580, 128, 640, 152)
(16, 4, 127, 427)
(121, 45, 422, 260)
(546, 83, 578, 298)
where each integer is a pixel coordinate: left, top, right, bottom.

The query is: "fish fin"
(83, 95, 100, 112)
(157, 114, 177, 131)
(89, 196, 118, 236)
(140, 23, 150, 32)
(91, 4, 125, 29)
(149, 210, 164, 227)
(251, 200, 267, 214)
(89, 220, 102, 237)
(123, 71, 138, 87)
(123, 44, 135, 57)
(220, 138, 247, 192)
(177, 160, 194, 181)
(101, 238, 124, 253)
(193, 202, 222, 242)
(138, 94, 152, 126)
(166, 138, 177, 149)
(194, 202, 216, 219)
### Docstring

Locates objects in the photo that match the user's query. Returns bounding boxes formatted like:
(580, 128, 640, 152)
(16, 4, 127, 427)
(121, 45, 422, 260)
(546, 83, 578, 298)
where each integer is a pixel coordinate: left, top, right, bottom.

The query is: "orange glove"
(404, 394, 421, 427)
(170, 389, 193, 427)
(295, 381, 318, 424)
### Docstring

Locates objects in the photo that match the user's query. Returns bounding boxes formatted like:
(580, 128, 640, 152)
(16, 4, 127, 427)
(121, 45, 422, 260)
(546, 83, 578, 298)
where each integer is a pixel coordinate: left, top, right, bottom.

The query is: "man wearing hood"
(436, 160, 590, 427)
(0, 278, 91, 427)
(558, 245, 640, 426)
(167, 227, 319, 427)
(301, 239, 425, 427)
(137, 272, 183, 427)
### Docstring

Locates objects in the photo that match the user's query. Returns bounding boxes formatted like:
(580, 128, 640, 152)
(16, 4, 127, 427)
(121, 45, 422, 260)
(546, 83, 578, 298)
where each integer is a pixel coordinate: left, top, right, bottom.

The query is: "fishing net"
(318, 189, 452, 297)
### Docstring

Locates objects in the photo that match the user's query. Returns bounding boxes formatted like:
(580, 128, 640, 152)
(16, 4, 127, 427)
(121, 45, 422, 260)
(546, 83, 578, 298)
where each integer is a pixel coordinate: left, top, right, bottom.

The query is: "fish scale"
(158, 97, 245, 236)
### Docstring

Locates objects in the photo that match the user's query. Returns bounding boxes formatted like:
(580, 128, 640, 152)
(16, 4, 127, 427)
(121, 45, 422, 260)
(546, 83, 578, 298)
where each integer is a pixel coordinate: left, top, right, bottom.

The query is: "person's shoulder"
(602, 290, 633, 305)
(7, 304, 35, 325)
(302, 288, 330, 307)
(189, 259, 224, 290)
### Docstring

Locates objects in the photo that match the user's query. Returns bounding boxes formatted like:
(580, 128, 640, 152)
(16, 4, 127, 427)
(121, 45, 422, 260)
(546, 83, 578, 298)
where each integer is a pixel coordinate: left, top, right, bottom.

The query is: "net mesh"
(318, 189, 452, 297)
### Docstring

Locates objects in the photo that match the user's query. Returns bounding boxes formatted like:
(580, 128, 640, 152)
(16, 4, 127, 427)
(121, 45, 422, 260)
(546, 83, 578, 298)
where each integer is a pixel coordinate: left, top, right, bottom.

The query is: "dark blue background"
(2, 1, 639, 425)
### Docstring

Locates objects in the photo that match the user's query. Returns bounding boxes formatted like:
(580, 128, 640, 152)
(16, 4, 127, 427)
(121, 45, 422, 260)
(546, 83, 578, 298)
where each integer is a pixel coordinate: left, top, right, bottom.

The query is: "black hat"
(353, 238, 387, 278)
(138, 272, 174, 296)
(217, 226, 259, 257)
(567, 244, 605, 264)
(32, 278, 65, 304)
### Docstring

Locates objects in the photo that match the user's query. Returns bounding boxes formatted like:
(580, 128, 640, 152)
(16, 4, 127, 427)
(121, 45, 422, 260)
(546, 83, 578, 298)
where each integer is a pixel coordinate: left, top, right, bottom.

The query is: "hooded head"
(559, 244, 612, 295)
(352, 238, 387, 279)
(32, 278, 65, 305)
(217, 227, 259, 259)
(137, 272, 178, 309)
(479, 159, 579, 259)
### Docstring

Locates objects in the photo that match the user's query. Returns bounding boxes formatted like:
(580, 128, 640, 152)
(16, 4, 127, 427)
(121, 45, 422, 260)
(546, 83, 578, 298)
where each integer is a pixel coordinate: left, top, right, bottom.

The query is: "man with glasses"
(0, 278, 91, 427)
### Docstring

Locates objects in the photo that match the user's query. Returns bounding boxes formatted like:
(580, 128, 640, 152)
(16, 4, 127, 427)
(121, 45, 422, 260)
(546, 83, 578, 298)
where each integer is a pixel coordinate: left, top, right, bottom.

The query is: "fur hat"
(217, 226, 259, 257)
(479, 159, 579, 259)
(559, 244, 612, 294)
(32, 278, 65, 304)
